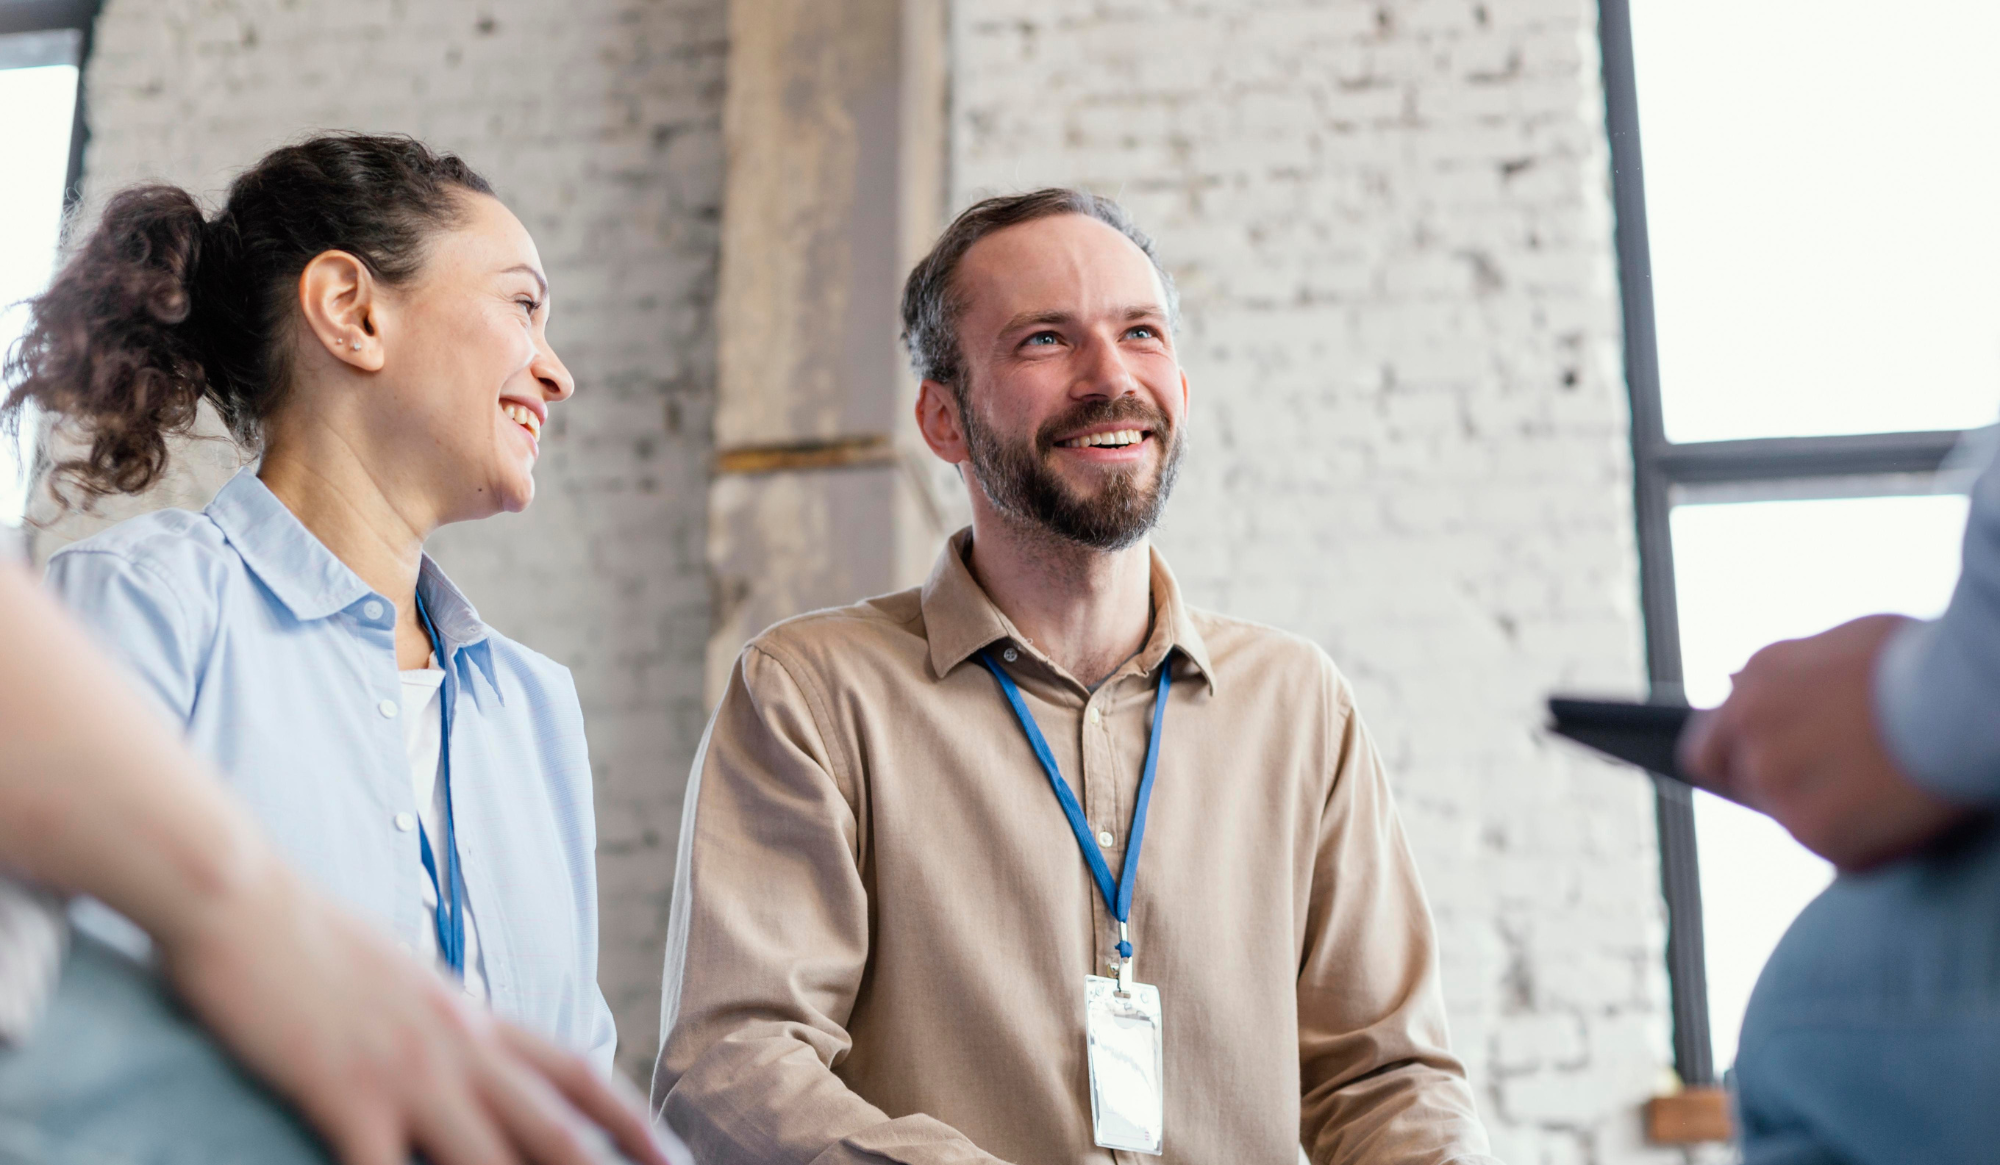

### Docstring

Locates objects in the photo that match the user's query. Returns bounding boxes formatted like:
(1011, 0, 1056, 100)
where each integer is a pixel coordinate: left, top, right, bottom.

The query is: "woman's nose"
(534, 338, 575, 403)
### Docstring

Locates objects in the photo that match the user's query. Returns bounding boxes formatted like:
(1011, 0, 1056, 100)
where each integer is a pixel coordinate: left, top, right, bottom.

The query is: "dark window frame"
(1599, 0, 1971, 1087)
(0, 0, 102, 212)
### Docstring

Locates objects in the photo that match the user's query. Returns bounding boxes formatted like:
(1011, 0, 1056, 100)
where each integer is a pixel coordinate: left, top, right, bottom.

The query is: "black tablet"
(1546, 697, 1696, 786)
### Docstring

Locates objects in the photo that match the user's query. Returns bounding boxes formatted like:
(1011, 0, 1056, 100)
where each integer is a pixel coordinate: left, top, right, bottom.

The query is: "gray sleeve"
(1874, 444, 2000, 803)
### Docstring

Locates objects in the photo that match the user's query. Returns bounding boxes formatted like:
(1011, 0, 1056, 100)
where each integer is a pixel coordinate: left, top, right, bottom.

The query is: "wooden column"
(705, 0, 961, 701)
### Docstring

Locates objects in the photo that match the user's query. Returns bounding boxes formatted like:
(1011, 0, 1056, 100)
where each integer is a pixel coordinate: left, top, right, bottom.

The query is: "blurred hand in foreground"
(0, 561, 680, 1165)
(1680, 614, 1971, 872)
(159, 863, 677, 1165)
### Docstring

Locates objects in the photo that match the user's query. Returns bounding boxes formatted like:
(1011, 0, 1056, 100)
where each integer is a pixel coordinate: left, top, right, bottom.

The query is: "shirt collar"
(419, 557, 502, 705)
(417, 557, 491, 652)
(207, 468, 373, 622)
(919, 528, 1217, 694)
(206, 468, 493, 655)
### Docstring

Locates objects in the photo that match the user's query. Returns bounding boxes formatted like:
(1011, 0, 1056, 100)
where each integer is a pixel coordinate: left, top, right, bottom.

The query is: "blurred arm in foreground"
(1679, 446, 2000, 1165)
(0, 559, 678, 1165)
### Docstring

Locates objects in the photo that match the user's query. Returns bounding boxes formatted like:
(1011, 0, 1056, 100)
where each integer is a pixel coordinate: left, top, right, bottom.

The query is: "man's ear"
(914, 378, 971, 465)
(296, 250, 386, 372)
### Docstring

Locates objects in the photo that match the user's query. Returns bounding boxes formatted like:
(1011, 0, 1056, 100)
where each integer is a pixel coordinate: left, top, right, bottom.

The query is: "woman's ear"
(297, 251, 386, 372)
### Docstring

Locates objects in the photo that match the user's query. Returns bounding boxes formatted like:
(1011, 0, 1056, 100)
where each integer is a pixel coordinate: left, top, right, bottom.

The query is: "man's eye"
(1024, 331, 1060, 346)
(1127, 325, 1158, 340)
(517, 297, 541, 314)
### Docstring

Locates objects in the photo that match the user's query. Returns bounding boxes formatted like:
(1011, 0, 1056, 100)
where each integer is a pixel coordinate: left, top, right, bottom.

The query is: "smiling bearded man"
(653, 189, 1499, 1165)
(962, 386, 1182, 550)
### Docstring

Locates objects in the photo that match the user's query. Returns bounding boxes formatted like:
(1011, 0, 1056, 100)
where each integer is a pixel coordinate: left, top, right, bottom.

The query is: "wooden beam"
(714, 434, 897, 476)
(1644, 1087, 1733, 1145)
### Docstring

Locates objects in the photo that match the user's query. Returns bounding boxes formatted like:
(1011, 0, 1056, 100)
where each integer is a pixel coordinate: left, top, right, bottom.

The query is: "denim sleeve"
(42, 549, 199, 726)
(1874, 450, 2000, 804)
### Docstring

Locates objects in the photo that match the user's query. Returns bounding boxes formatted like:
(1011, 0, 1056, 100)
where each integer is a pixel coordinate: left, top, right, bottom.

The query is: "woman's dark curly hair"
(1, 132, 492, 508)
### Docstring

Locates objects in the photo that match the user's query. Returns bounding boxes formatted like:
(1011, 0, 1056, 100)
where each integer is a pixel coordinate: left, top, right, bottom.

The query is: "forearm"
(661, 1027, 1008, 1165)
(660, 647, 1009, 1164)
(1874, 455, 2000, 802)
(1301, 1059, 1500, 1165)
(1, 563, 276, 950)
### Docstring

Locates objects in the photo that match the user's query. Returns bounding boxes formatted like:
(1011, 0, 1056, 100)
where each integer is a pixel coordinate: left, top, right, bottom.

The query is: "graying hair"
(899, 188, 1179, 392)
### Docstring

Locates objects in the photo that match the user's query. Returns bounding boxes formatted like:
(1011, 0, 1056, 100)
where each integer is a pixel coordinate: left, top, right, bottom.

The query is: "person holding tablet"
(1680, 442, 2000, 1165)
(6, 134, 614, 1067)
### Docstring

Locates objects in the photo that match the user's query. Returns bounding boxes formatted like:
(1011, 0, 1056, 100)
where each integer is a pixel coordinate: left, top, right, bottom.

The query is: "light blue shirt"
(1876, 442, 2000, 803)
(45, 469, 616, 1070)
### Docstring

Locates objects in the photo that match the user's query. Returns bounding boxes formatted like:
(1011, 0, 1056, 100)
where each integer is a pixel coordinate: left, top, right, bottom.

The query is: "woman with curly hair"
(6, 134, 622, 1083)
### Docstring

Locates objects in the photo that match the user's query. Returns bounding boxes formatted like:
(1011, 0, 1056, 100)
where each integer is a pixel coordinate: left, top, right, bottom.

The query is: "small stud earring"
(351, 341, 362, 350)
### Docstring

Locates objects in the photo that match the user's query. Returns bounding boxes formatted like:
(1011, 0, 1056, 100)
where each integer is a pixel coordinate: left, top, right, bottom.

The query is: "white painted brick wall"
(70, 0, 725, 1084)
(952, 2, 1699, 1161)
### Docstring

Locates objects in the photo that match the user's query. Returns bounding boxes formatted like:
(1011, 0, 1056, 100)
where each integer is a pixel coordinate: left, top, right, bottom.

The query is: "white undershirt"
(400, 665, 489, 1003)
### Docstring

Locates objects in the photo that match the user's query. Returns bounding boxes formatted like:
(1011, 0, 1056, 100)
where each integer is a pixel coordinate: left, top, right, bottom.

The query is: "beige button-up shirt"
(655, 533, 1496, 1165)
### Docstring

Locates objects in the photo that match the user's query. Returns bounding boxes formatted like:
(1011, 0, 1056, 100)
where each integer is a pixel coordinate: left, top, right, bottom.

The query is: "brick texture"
(67, 0, 726, 1084)
(951, 2, 1702, 1161)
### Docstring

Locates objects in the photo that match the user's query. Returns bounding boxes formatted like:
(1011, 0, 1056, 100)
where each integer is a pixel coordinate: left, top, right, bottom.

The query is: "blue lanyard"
(979, 648, 1172, 968)
(413, 592, 466, 977)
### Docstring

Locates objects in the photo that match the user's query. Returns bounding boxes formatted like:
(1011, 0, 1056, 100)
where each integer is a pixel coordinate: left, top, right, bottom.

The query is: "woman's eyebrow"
(500, 263, 549, 296)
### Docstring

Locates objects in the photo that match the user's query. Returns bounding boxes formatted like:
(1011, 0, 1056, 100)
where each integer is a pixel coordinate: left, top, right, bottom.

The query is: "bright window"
(1631, 0, 2000, 444)
(1605, 0, 1995, 1091)
(0, 28, 84, 528)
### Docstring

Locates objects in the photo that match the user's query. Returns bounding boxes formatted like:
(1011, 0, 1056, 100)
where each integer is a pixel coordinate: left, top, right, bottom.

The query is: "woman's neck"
(257, 438, 437, 669)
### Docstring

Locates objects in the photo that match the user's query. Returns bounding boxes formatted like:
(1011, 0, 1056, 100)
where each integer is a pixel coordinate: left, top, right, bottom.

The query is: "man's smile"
(1054, 427, 1148, 449)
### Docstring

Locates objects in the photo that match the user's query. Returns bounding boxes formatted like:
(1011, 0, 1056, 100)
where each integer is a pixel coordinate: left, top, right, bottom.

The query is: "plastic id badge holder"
(1085, 974, 1165, 1155)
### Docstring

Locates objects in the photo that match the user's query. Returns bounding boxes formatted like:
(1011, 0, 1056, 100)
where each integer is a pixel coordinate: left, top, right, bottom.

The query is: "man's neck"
(257, 431, 436, 669)
(964, 508, 1155, 690)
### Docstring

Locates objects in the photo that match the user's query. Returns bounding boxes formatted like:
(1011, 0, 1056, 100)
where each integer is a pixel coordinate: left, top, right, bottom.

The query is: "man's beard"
(961, 394, 1183, 551)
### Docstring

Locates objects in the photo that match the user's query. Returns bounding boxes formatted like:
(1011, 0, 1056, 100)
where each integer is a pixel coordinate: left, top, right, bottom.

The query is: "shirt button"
(1088, 707, 1102, 724)
(378, 699, 399, 719)
(1097, 830, 1114, 847)
(362, 600, 384, 620)
(1002, 647, 1019, 663)
(393, 812, 416, 832)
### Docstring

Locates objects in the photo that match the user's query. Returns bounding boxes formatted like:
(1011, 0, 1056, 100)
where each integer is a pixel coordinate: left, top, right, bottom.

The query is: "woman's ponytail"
(1, 133, 491, 510)
(3, 185, 213, 506)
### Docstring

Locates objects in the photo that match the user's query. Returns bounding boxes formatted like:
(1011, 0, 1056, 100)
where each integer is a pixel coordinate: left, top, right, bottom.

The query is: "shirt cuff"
(0, 878, 66, 1046)
(1873, 616, 2000, 804)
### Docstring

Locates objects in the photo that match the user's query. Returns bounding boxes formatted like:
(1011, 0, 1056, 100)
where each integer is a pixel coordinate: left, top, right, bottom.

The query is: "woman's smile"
(500, 399, 543, 442)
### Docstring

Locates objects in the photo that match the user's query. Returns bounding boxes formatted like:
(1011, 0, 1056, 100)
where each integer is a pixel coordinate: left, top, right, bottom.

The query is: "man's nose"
(1072, 332, 1140, 398)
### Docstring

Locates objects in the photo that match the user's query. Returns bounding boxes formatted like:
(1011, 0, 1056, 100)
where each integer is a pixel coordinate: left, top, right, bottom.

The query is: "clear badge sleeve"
(1085, 974, 1164, 1155)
